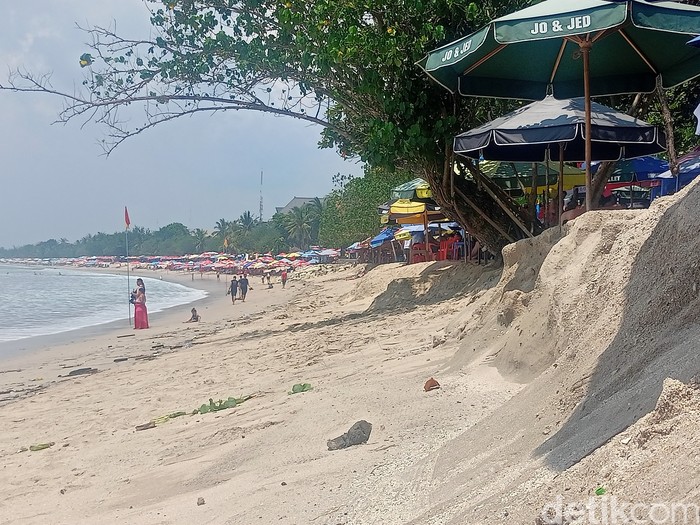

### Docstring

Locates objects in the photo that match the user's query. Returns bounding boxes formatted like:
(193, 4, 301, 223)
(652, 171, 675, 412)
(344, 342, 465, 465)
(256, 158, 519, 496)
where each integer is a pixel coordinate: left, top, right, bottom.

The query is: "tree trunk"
(590, 93, 649, 205)
(656, 80, 679, 183)
(419, 157, 540, 257)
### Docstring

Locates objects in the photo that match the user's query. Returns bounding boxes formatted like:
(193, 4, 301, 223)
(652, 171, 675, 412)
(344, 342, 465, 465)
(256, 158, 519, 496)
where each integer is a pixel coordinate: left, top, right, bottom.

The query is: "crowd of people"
(130, 267, 291, 329)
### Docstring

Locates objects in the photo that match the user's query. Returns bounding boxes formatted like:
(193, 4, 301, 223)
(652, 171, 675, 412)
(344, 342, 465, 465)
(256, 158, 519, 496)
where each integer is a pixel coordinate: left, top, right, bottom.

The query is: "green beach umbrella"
(419, 0, 700, 210)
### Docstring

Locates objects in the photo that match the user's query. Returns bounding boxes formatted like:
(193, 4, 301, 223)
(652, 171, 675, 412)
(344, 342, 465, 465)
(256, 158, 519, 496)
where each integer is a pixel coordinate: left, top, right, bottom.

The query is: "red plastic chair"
(411, 243, 427, 263)
(437, 240, 450, 261)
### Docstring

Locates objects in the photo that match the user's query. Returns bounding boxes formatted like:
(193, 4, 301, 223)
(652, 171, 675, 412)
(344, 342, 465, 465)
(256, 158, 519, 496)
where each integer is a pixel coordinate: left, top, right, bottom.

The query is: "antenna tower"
(259, 170, 264, 222)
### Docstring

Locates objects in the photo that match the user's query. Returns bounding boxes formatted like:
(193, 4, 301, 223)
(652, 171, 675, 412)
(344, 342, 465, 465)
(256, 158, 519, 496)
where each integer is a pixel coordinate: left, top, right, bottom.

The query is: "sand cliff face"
(348, 179, 700, 524)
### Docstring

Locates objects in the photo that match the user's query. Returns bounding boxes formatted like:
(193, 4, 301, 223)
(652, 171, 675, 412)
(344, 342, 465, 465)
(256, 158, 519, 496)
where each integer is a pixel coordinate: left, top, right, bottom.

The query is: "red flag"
(125, 206, 131, 229)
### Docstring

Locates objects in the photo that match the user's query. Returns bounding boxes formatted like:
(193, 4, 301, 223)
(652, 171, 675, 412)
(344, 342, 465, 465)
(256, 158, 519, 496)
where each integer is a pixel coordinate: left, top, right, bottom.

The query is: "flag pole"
(125, 206, 132, 327)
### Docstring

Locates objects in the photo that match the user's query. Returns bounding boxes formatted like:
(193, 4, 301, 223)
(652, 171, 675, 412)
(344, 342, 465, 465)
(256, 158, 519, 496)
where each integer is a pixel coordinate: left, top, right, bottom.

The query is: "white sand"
(0, 262, 520, 524)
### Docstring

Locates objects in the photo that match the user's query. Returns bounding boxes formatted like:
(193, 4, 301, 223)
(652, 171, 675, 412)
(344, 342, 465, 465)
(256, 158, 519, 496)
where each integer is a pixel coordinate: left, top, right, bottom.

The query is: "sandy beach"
(3, 180, 700, 525)
(0, 262, 520, 524)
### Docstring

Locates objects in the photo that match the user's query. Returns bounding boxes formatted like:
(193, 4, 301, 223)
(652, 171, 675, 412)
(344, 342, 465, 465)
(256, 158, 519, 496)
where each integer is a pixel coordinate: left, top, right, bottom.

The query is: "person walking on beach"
(239, 275, 249, 302)
(281, 269, 288, 289)
(228, 276, 239, 305)
(133, 278, 149, 329)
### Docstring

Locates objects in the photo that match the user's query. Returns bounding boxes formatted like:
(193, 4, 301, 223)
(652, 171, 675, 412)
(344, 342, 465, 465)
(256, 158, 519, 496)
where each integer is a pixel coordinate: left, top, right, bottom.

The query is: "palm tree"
(224, 221, 241, 253)
(191, 228, 209, 252)
(238, 210, 256, 233)
(214, 218, 233, 252)
(305, 197, 324, 244)
(306, 197, 324, 220)
(284, 206, 312, 249)
(214, 218, 229, 239)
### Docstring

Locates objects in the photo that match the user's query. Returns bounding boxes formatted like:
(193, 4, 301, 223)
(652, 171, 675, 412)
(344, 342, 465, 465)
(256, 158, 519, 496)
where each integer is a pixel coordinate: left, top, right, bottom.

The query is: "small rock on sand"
(327, 420, 372, 451)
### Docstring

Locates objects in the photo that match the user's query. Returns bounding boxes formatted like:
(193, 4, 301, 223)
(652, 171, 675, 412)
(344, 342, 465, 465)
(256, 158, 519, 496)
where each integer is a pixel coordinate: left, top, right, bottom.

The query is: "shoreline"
(0, 268, 248, 392)
(0, 269, 313, 413)
(0, 267, 225, 358)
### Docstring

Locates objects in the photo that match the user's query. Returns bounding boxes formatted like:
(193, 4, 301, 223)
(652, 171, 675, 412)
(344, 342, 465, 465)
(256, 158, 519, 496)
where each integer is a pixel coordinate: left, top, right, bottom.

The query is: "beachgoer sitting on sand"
(184, 308, 200, 323)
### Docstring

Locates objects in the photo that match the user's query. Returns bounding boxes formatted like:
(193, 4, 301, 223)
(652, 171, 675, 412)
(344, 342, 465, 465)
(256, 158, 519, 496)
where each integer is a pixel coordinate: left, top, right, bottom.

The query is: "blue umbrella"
(651, 147, 700, 196)
(370, 228, 396, 248)
(596, 156, 669, 184)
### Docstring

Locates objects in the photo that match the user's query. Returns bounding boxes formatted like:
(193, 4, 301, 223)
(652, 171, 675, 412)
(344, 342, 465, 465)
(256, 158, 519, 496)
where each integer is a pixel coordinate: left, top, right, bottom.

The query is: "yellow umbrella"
(388, 199, 448, 225)
(388, 200, 435, 262)
(389, 199, 427, 215)
(394, 229, 413, 241)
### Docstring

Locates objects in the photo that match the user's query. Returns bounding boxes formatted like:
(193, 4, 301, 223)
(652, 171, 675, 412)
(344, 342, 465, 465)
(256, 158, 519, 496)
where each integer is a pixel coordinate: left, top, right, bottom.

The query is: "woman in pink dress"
(133, 278, 149, 329)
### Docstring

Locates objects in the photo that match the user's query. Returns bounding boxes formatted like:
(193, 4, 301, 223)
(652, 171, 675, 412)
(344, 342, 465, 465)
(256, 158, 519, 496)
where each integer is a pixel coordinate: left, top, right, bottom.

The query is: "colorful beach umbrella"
(370, 228, 396, 248)
(599, 156, 668, 184)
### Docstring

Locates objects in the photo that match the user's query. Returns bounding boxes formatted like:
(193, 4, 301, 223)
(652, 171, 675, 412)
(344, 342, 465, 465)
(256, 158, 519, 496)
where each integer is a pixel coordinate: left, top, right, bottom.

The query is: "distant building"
(275, 197, 318, 216)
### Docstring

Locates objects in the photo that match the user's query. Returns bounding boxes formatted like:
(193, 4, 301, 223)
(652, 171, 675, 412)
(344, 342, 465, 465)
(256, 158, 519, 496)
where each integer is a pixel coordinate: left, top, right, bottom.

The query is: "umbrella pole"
(582, 40, 593, 212)
(423, 210, 430, 261)
(531, 163, 538, 227)
(630, 182, 634, 208)
(558, 145, 565, 231)
(545, 173, 549, 227)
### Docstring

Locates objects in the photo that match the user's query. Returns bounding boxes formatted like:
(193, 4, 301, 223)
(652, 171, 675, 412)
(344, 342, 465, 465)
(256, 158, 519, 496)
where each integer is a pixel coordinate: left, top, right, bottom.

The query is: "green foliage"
(238, 210, 257, 232)
(116, 0, 519, 172)
(0, 209, 315, 257)
(282, 206, 313, 249)
(195, 395, 252, 414)
(241, 221, 287, 253)
(288, 383, 313, 395)
(319, 166, 413, 248)
(7, 0, 531, 170)
(638, 82, 700, 156)
(191, 228, 210, 252)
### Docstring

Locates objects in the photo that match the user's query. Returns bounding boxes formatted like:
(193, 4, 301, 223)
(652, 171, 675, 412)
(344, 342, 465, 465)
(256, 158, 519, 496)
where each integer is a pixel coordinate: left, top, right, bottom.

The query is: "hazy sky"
(0, 1, 362, 248)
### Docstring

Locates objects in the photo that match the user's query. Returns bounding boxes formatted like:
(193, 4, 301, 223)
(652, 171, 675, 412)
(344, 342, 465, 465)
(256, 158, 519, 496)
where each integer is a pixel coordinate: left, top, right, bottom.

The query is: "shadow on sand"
(365, 260, 500, 314)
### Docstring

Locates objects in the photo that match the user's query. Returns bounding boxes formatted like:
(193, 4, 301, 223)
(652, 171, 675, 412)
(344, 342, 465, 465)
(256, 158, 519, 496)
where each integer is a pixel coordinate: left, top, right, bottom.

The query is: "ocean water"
(0, 266, 207, 343)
